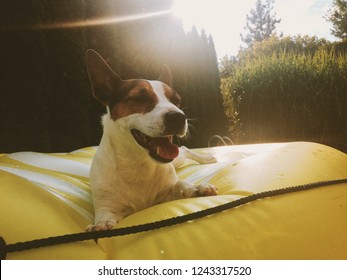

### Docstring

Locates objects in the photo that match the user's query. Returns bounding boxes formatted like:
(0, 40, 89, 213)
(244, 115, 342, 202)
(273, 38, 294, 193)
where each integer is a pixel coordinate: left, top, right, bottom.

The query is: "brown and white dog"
(86, 49, 217, 231)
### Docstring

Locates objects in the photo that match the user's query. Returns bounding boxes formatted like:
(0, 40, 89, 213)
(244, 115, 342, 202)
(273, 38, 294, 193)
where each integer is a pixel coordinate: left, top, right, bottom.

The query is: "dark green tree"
(241, 0, 281, 47)
(326, 0, 347, 40)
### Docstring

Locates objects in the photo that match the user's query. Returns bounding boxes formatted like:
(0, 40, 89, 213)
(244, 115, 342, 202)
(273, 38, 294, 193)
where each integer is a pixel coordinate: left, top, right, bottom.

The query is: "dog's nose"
(164, 111, 187, 135)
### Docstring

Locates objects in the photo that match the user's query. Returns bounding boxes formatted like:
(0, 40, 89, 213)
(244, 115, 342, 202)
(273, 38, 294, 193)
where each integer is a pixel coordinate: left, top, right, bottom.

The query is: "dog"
(85, 49, 217, 231)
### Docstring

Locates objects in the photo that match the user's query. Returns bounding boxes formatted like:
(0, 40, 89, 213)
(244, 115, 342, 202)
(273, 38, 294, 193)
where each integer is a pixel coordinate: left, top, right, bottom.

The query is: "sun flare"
(172, 0, 255, 57)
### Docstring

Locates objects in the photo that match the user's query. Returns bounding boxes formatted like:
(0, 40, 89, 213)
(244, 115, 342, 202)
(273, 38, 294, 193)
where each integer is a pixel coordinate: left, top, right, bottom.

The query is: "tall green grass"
(221, 49, 347, 152)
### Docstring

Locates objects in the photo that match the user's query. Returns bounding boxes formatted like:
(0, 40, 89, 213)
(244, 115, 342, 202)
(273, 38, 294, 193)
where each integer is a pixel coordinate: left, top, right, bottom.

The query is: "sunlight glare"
(172, 0, 255, 56)
(1, 10, 172, 31)
(172, 0, 210, 32)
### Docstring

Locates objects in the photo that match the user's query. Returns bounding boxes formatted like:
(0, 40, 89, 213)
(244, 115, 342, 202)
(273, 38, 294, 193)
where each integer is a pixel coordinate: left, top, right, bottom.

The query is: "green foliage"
(221, 38, 347, 152)
(219, 55, 238, 78)
(241, 0, 281, 47)
(239, 35, 329, 59)
(326, 0, 347, 40)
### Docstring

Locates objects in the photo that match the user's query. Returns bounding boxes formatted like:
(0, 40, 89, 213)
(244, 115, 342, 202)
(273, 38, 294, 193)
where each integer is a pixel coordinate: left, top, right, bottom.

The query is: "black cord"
(1, 178, 347, 260)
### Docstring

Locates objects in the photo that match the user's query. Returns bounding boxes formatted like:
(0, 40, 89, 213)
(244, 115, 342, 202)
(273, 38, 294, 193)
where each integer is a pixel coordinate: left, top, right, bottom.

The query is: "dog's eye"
(125, 89, 151, 103)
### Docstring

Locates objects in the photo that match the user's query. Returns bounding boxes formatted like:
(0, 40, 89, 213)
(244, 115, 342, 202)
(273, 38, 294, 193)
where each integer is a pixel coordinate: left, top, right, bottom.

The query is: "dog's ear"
(158, 64, 173, 87)
(86, 49, 121, 106)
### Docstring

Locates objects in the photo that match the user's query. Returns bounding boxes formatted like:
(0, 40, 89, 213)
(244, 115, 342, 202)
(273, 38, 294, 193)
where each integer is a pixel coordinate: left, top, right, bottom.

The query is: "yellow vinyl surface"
(0, 142, 346, 259)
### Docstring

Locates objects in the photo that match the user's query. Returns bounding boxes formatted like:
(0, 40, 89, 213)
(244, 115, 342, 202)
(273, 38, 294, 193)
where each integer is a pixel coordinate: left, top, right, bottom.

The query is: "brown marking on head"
(110, 80, 159, 121)
(162, 83, 181, 108)
(86, 50, 181, 121)
(86, 49, 159, 121)
(157, 65, 181, 107)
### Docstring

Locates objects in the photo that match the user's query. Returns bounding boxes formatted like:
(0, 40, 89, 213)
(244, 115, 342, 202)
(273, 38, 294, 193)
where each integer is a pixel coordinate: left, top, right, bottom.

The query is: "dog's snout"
(164, 111, 187, 135)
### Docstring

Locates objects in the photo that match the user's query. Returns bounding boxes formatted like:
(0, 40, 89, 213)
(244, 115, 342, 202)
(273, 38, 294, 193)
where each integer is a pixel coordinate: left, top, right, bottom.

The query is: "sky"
(172, 0, 337, 58)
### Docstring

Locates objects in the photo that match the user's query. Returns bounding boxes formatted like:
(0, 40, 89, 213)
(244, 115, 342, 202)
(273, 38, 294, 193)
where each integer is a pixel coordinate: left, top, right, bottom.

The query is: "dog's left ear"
(86, 49, 122, 106)
(158, 64, 173, 87)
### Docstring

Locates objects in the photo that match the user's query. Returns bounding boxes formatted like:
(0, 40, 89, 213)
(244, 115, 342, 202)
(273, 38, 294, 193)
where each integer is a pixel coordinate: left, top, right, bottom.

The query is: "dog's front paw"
(174, 180, 217, 199)
(86, 219, 117, 232)
(195, 183, 218, 196)
(201, 154, 218, 164)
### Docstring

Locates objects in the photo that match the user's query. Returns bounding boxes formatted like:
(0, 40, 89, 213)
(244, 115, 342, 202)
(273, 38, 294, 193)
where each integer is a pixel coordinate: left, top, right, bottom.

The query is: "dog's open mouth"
(131, 129, 179, 163)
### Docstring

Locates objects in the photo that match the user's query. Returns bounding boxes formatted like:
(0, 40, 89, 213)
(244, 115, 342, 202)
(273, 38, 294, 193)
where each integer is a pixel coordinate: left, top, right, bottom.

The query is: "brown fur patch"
(110, 80, 159, 120)
(162, 84, 181, 107)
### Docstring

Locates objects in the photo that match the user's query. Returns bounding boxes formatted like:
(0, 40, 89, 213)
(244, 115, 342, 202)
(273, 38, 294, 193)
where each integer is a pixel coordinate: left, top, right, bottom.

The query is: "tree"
(0, 0, 227, 152)
(0, 0, 51, 152)
(326, 0, 347, 40)
(241, 0, 281, 47)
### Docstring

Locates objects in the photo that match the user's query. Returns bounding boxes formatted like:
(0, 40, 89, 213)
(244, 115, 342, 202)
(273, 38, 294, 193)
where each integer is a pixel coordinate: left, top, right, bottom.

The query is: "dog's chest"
(91, 148, 178, 208)
(120, 162, 178, 208)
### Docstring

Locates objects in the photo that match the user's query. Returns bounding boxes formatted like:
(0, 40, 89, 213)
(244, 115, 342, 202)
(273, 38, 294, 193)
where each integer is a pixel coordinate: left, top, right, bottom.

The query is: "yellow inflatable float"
(0, 141, 347, 259)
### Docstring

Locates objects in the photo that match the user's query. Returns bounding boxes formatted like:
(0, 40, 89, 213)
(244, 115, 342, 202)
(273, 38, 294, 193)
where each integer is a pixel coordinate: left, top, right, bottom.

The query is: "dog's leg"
(86, 189, 133, 232)
(163, 180, 217, 201)
(173, 146, 217, 168)
(86, 206, 133, 232)
(86, 210, 119, 232)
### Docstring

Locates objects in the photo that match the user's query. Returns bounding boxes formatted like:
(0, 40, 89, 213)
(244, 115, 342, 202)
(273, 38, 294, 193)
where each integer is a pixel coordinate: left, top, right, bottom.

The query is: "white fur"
(87, 81, 217, 231)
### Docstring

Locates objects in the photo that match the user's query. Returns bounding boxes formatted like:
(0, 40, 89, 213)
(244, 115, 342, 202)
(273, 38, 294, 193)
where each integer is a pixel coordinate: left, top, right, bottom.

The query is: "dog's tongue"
(152, 137, 179, 160)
